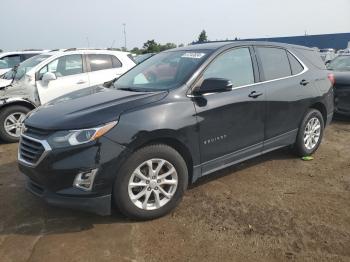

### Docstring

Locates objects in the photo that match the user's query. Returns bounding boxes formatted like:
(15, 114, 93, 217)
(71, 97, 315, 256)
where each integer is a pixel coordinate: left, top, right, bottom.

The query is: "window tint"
(22, 53, 40, 60)
(112, 56, 122, 68)
(88, 54, 113, 71)
(203, 48, 255, 87)
(287, 52, 304, 75)
(257, 47, 291, 81)
(0, 55, 21, 69)
(297, 49, 326, 69)
(38, 54, 83, 79)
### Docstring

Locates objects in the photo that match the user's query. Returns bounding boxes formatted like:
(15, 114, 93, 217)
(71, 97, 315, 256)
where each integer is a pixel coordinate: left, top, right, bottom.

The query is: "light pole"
(122, 23, 127, 50)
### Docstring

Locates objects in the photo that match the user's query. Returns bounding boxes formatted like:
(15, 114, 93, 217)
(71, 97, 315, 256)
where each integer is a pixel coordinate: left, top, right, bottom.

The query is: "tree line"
(0, 30, 210, 54)
(130, 30, 209, 54)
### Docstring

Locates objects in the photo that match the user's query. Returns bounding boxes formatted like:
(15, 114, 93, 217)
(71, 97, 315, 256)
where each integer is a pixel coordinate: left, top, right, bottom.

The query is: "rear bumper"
(334, 86, 350, 116)
(25, 177, 112, 215)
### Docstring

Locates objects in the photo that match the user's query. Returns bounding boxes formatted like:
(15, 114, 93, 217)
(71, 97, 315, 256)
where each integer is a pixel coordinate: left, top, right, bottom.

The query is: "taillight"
(328, 73, 335, 86)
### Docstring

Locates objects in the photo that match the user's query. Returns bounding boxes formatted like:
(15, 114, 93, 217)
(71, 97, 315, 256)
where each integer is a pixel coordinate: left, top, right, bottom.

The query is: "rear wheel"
(113, 144, 188, 220)
(294, 109, 324, 157)
(0, 105, 31, 143)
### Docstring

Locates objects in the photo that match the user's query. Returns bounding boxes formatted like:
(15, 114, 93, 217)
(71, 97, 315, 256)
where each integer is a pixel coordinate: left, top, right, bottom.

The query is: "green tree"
(143, 40, 161, 53)
(198, 30, 208, 43)
(178, 44, 185, 47)
(130, 47, 142, 55)
(0, 49, 3, 53)
(159, 43, 177, 51)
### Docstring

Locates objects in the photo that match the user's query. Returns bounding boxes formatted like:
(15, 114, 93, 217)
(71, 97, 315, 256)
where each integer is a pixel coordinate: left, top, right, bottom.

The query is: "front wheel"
(113, 144, 188, 220)
(294, 109, 324, 157)
(0, 105, 31, 143)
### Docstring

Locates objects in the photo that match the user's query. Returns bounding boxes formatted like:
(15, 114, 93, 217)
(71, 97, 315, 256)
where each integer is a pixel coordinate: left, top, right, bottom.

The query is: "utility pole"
(122, 23, 127, 50)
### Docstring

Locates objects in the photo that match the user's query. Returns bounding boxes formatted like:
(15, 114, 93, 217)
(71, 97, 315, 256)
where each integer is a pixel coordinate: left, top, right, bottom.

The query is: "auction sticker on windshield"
(181, 52, 206, 59)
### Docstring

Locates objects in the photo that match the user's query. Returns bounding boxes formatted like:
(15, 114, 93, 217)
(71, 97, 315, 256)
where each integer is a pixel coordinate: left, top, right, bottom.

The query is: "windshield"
(327, 56, 350, 71)
(114, 50, 210, 91)
(2, 54, 51, 81)
(134, 53, 154, 64)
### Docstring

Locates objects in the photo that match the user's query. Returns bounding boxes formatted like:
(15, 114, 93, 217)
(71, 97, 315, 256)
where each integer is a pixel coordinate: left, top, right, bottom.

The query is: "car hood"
(25, 85, 168, 130)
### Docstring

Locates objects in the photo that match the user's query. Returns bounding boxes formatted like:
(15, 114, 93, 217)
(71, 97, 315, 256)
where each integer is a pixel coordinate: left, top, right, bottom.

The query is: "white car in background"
(0, 53, 53, 88)
(0, 51, 46, 76)
(0, 48, 136, 142)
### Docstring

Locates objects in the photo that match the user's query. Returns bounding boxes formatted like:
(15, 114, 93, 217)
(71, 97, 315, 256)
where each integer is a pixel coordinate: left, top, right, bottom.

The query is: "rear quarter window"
(287, 52, 304, 75)
(295, 48, 326, 70)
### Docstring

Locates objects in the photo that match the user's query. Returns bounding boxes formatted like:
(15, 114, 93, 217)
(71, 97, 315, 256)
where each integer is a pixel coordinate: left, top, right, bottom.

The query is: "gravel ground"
(0, 120, 349, 262)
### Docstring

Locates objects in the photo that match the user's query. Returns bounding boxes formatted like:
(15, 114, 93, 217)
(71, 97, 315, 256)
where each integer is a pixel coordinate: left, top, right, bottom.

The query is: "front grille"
(19, 136, 46, 165)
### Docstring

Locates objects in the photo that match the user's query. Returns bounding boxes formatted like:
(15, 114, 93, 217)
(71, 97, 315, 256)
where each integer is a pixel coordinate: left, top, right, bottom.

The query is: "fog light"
(73, 169, 98, 191)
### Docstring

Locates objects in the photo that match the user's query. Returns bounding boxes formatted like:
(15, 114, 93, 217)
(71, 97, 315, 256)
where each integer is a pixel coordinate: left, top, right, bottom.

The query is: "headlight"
(48, 121, 117, 148)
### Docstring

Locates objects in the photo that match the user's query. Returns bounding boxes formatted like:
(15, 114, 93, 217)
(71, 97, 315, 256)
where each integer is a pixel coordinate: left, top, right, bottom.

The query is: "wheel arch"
(122, 134, 195, 186)
(309, 102, 327, 125)
(0, 98, 36, 111)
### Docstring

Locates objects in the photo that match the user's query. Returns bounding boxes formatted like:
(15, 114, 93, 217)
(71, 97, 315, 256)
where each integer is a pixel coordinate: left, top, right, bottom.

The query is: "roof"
(0, 50, 46, 56)
(174, 41, 314, 52)
(47, 48, 130, 55)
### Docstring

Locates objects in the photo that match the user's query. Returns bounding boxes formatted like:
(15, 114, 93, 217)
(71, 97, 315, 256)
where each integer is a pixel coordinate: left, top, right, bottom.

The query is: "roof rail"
(64, 48, 77, 52)
(62, 48, 125, 52)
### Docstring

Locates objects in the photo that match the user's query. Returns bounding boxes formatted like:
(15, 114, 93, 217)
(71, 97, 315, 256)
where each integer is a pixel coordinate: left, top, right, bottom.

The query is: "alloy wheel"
(303, 117, 321, 150)
(4, 112, 26, 138)
(128, 158, 178, 210)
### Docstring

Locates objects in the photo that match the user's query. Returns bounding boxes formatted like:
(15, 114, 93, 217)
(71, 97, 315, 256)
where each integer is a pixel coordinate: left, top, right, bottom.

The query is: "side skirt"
(192, 129, 298, 183)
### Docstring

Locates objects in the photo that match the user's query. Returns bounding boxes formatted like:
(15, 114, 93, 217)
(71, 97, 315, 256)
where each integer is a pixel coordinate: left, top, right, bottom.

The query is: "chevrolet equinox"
(18, 42, 334, 220)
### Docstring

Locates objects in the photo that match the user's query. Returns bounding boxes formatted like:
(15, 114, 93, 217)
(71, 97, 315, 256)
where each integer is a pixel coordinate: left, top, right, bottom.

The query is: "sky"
(1, 0, 349, 51)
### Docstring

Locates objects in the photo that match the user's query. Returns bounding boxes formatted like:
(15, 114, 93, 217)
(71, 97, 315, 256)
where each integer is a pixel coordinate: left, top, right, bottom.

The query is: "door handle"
(248, 91, 263, 98)
(77, 80, 86, 84)
(300, 79, 309, 86)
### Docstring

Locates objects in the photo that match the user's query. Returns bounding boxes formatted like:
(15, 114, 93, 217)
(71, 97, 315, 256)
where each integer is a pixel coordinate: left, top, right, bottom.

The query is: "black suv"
(18, 42, 334, 220)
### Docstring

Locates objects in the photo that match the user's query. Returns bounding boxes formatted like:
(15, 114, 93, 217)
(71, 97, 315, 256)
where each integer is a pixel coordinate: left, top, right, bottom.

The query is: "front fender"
(0, 97, 37, 109)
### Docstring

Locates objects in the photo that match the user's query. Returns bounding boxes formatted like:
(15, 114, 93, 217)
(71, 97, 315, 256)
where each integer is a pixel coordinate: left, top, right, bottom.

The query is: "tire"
(0, 105, 31, 143)
(294, 109, 324, 157)
(113, 144, 188, 220)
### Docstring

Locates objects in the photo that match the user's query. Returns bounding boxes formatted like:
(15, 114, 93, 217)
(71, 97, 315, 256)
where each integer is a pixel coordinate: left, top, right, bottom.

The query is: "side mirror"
(196, 78, 233, 94)
(42, 72, 57, 85)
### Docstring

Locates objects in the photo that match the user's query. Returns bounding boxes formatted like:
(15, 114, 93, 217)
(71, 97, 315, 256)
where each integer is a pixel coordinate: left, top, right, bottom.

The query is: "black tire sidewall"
(113, 144, 188, 220)
(0, 105, 31, 143)
(296, 109, 324, 156)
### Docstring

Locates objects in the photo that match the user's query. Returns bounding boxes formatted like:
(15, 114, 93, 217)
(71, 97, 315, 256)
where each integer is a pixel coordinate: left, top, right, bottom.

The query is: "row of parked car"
(0, 48, 136, 142)
(0, 42, 349, 220)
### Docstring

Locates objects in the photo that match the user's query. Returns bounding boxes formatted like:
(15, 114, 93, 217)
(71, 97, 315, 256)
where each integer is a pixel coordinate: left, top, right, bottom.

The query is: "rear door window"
(87, 54, 114, 71)
(257, 47, 292, 81)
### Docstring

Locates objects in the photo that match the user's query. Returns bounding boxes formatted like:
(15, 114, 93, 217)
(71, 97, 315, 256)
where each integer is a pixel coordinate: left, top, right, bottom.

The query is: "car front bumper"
(18, 136, 127, 216)
(25, 177, 112, 215)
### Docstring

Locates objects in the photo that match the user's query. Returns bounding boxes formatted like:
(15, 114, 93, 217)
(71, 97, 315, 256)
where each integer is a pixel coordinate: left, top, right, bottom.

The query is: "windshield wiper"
(117, 87, 143, 92)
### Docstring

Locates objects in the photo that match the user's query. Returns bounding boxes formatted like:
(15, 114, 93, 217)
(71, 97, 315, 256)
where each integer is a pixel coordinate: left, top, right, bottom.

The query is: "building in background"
(244, 32, 350, 50)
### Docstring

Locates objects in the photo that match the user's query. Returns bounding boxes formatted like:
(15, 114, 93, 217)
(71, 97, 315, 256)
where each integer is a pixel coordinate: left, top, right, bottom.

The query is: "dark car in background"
(18, 41, 334, 220)
(327, 54, 350, 116)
